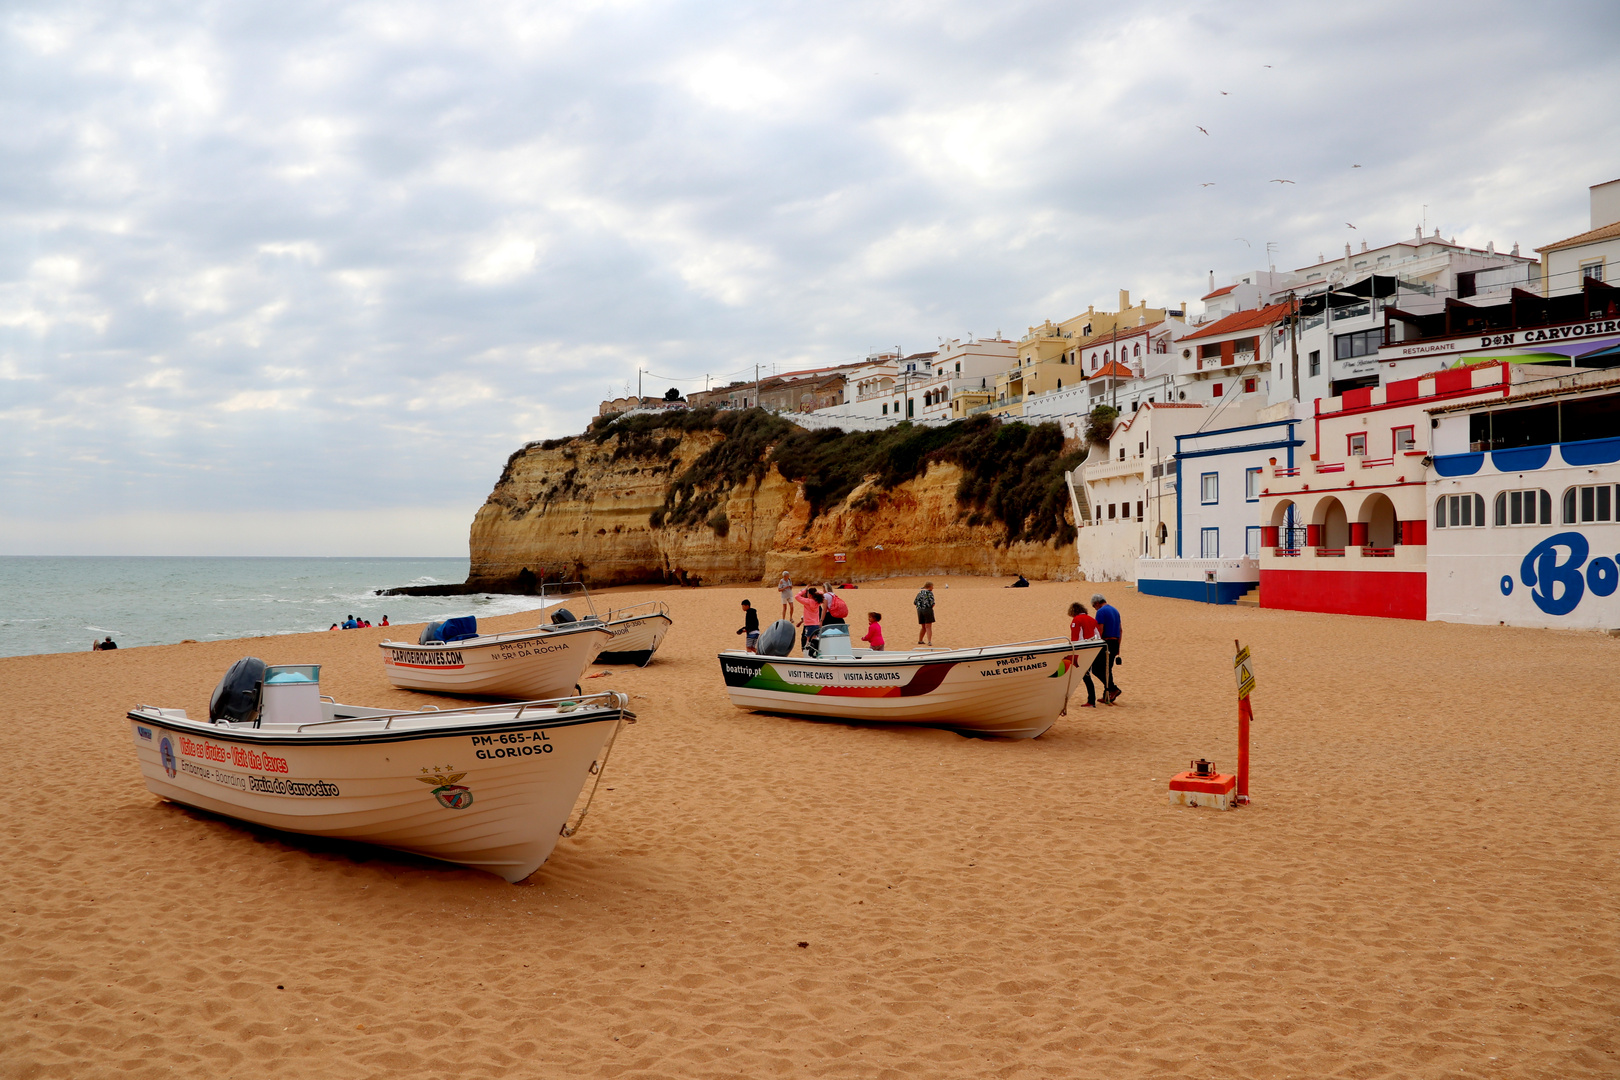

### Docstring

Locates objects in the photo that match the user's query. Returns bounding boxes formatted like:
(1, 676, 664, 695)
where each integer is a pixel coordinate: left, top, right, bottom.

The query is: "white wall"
(1427, 451, 1620, 629)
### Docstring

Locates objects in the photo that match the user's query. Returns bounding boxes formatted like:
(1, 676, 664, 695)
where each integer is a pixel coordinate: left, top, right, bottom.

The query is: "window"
(1245, 526, 1261, 558)
(1435, 493, 1485, 528)
(1563, 484, 1617, 523)
(1335, 330, 1380, 360)
(1133, 343, 1141, 357)
(1582, 260, 1605, 283)
(1212, 382, 1223, 397)
(882, 403, 888, 415)
(1199, 342, 1222, 365)
(1348, 433, 1366, 456)
(1244, 467, 1262, 502)
(1243, 377, 1257, 394)
(1201, 473, 1219, 504)
(1308, 349, 1321, 377)
(1136, 501, 1143, 521)
(1107, 503, 1116, 520)
(1494, 489, 1553, 526)
(1200, 528, 1220, 558)
(1393, 426, 1415, 453)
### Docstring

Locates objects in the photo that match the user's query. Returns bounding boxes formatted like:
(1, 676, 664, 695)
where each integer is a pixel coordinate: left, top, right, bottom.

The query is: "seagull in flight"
(1234, 238, 1250, 247)
(1220, 91, 1229, 95)
(1346, 222, 1358, 229)
(1270, 178, 1295, 185)
(1197, 126, 1209, 135)
(1351, 164, 1363, 168)
(1200, 182, 1216, 187)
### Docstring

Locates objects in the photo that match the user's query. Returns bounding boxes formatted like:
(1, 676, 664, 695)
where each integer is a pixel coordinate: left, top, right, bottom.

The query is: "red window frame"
(1392, 425, 1415, 453)
(1243, 376, 1257, 394)
(1212, 382, 1223, 397)
(1347, 432, 1367, 456)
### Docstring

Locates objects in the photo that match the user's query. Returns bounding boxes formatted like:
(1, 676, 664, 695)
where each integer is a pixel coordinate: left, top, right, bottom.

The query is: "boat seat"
(817, 624, 853, 658)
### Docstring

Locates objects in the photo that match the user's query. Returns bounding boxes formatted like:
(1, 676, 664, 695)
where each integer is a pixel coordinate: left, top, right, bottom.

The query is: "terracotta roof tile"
(1201, 284, 1237, 300)
(1088, 360, 1137, 379)
(1536, 219, 1620, 253)
(1181, 300, 1295, 341)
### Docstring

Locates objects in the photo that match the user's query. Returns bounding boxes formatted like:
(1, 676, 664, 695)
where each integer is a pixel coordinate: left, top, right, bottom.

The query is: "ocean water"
(0, 557, 550, 659)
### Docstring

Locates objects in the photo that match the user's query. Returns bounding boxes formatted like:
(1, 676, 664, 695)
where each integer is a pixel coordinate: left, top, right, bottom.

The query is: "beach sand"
(3, 577, 1616, 1078)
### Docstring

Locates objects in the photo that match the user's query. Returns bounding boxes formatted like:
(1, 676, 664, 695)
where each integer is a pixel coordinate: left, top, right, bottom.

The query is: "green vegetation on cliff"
(589, 408, 1081, 547)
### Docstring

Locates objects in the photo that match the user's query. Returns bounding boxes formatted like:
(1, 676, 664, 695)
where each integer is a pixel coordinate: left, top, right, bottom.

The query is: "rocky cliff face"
(462, 426, 1077, 590)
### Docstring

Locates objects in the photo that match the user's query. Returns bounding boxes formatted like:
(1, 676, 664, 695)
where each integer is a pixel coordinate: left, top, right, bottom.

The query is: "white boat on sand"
(129, 660, 631, 882)
(379, 613, 611, 699)
(593, 601, 673, 666)
(718, 625, 1100, 739)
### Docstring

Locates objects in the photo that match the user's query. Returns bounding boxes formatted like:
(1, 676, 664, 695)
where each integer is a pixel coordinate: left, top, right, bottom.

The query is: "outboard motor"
(757, 619, 795, 657)
(209, 657, 268, 724)
(420, 620, 446, 645)
(550, 608, 577, 624)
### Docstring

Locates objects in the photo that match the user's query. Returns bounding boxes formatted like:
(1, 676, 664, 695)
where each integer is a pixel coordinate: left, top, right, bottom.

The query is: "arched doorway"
(1313, 497, 1349, 549)
(1265, 500, 1301, 552)
(1359, 492, 1398, 549)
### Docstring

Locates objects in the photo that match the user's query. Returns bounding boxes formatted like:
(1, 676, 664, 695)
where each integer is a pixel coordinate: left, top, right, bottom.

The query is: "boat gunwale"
(377, 622, 612, 653)
(716, 636, 1100, 669)
(127, 700, 631, 747)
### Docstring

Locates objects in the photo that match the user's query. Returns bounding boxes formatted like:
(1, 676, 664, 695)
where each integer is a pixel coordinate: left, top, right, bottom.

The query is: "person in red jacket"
(1068, 601, 1103, 708)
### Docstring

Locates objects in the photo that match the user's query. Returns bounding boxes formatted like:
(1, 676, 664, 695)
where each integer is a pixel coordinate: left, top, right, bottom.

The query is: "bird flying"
(1270, 179, 1295, 184)
(1200, 182, 1216, 187)
(1220, 91, 1229, 95)
(1352, 164, 1363, 168)
(1346, 223, 1358, 229)
(1197, 126, 1209, 135)
(1234, 238, 1250, 247)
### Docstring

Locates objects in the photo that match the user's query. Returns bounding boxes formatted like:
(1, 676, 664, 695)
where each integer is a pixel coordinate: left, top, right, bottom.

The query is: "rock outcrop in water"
(388, 411, 1082, 593)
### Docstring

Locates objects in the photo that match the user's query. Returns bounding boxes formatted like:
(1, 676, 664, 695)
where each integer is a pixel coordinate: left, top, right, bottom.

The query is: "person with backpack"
(914, 581, 936, 646)
(822, 586, 849, 627)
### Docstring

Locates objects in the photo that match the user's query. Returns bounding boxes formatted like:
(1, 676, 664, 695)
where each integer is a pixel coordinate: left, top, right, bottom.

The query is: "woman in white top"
(777, 572, 794, 620)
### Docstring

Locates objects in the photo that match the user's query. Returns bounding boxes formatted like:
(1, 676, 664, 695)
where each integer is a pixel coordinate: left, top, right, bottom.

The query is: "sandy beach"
(3, 577, 1616, 1079)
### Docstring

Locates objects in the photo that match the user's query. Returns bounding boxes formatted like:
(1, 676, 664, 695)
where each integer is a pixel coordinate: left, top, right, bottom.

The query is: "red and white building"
(1257, 363, 1514, 619)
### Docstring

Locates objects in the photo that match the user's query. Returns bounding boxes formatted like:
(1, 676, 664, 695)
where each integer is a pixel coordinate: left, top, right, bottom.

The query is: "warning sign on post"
(1234, 643, 1255, 699)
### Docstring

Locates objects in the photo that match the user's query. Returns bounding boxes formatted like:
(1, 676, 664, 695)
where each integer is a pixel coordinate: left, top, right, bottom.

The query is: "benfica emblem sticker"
(416, 766, 473, 810)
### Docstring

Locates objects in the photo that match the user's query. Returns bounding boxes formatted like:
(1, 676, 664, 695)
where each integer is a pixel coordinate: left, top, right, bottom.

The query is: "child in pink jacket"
(861, 612, 885, 651)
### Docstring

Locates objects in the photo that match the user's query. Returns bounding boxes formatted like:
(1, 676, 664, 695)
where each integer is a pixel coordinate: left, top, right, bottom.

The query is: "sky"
(3, 1, 1618, 557)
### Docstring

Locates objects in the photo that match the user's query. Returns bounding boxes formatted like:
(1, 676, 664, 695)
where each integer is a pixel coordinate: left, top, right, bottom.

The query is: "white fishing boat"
(594, 601, 673, 666)
(718, 624, 1101, 739)
(128, 660, 631, 882)
(379, 613, 611, 699)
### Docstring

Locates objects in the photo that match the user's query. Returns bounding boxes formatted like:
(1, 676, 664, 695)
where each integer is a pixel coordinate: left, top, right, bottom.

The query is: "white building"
(1069, 402, 1209, 581)
(1426, 368, 1620, 630)
(1536, 177, 1620, 296)
(810, 337, 1015, 426)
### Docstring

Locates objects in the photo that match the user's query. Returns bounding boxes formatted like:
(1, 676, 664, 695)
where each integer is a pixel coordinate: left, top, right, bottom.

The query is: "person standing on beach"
(1068, 602, 1102, 707)
(822, 585, 848, 627)
(914, 582, 936, 646)
(795, 586, 823, 656)
(1091, 593, 1122, 703)
(737, 599, 760, 653)
(777, 572, 794, 620)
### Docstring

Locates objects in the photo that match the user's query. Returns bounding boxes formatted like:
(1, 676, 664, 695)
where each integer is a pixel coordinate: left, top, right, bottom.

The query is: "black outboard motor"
(209, 657, 268, 724)
(550, 608, 577, 624)
(757, 619, 795, 657)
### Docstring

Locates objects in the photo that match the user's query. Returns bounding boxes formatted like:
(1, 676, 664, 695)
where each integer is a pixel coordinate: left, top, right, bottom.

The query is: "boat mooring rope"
(559, 695, 632, 838)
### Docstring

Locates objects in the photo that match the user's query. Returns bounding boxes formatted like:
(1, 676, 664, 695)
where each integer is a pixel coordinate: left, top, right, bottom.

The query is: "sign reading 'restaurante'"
(1379, 316, 1620, 360)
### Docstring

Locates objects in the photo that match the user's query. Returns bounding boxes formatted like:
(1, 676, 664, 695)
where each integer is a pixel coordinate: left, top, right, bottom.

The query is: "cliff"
(444, 413, 1081, 592)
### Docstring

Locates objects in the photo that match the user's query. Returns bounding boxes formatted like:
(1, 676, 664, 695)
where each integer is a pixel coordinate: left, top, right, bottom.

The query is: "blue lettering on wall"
(1589, 556, 1618, 598)
(1519, 532, 1594, 616)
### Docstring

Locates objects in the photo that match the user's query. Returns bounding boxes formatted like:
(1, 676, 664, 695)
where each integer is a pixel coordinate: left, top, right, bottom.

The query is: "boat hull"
(717, 640, 1099, 739)
(127, 702, 623, 882)
(380, 625, 611, 698)
(594, 613, 673, 666)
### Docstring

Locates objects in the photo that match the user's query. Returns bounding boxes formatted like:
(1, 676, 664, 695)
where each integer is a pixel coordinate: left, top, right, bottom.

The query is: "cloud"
(1, 0, 1618, 554)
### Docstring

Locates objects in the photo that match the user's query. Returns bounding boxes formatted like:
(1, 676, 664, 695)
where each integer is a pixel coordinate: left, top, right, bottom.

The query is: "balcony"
(1357, 456, 1394, 469)
(1314, 547, 1346, 557)
(1361, 546, 1395, 558)
(1273, 466, 1300, 477)
(1313, 461, 1346, 474)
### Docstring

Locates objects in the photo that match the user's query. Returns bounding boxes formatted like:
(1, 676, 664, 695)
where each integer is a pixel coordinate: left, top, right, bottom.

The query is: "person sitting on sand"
(97, 635, 117, 650)
(380, 615, 389, 626)
(1008, 574, 1029, 587)
(862, 612, 884, 651)
(1068, 602, 1102, 707)
(914, 582, 935, 646)
(737, 599, 760, 653)
(795, 586, 823, 656)
(329, 623, 340, 631)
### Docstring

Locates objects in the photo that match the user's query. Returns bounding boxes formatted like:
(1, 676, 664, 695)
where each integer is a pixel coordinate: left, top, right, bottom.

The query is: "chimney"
(1511, 242, 1520, 256)
(1416, 225, 1422, 240)
(1593, 179, 1620, 229)
(1119, 289, 1130, 311)
(1486, 240, 1494, 255)
(1360, 240, 1368, 252)
(1208, 270, 1215, 292)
